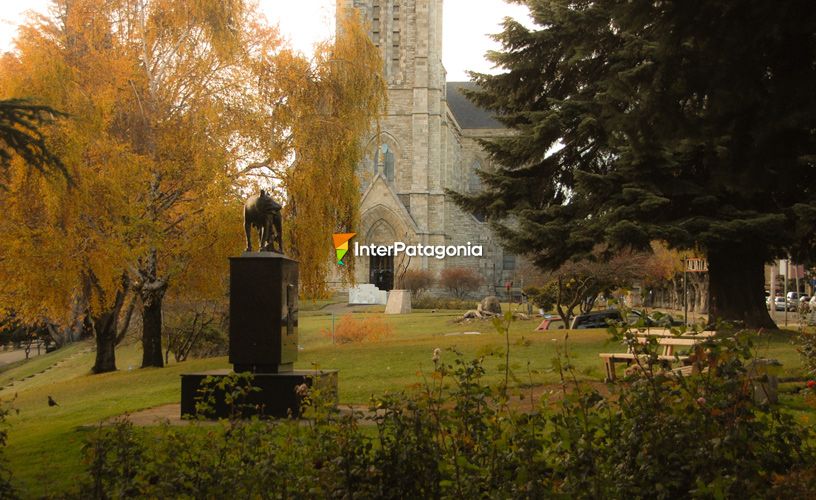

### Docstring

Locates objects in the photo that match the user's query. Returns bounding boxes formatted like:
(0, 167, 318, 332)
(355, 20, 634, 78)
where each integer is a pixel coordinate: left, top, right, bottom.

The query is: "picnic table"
(599, 329, 715, 382)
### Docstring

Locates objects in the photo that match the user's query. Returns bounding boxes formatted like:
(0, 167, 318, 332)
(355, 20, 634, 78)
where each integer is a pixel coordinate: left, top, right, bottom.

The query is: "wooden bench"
(619, 328, 716, 340)
(600, 331, 715, 381)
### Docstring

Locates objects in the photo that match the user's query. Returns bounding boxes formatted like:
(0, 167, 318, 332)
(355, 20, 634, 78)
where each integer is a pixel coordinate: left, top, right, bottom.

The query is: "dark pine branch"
(0, 99, 69, 187)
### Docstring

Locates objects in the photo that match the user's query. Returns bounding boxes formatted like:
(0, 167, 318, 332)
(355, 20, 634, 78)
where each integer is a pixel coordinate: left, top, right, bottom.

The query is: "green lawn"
(0, 309, 808, 497)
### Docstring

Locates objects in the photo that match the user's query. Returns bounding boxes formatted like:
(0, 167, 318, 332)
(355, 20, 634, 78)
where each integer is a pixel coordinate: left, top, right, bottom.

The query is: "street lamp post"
(683, 258, 688, 326)
(784, 258, 789, 328)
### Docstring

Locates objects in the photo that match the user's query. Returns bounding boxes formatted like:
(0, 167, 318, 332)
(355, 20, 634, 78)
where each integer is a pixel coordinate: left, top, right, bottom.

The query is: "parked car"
(570, 309, 682, 329)
(571, 309, 623, 329)
(772, 296, 796, 311)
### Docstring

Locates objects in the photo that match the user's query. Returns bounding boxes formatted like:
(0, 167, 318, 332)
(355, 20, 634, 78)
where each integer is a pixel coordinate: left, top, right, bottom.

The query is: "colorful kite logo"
(333, 233, 356, 266)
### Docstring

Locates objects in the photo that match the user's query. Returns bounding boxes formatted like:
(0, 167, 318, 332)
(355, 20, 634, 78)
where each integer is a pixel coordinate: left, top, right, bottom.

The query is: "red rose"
(807, 380, 816, 389)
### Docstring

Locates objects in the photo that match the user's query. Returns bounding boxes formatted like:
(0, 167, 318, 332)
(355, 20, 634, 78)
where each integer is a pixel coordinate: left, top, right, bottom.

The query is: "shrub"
(77, 328, 816, 498)
(439, 267, 483, 299)
(194, 372, 262, 420)
(321, 314, 393, 344)
(412, 296, 478, 310)
(797, 332, 816, 375)
(163, 306, 227, 363)
(79, 384, 370, 498)
(523, 282, 558, 311)
(399, 269, 435, 297)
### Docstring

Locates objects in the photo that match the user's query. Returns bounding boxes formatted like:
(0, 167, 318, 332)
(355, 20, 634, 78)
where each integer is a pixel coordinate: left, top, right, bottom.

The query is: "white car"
(772, 296, 796, 311)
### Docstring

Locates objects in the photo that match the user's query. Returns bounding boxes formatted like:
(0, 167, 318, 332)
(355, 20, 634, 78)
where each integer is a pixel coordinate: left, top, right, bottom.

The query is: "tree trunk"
(83, 270, 135, 373)
(556, 276, 572, 327)
(89, 271, 134, 374)
(708, 249, 776, 329)
(669, 278, 678, 309)
(92, 290, 126, 373)
(93, 313, 117, 373)
(141, 291, 165, 367)
(690, 277, 699, 313)
(137, 249, 167, 368)
(673, 277, 684, 310)
(698, 274, 709, 314)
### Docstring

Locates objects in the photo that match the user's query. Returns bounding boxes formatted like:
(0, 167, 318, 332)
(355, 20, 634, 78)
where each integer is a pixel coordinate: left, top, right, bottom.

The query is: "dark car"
(571, 309, 624, 329)
(570, 309, 681, 329)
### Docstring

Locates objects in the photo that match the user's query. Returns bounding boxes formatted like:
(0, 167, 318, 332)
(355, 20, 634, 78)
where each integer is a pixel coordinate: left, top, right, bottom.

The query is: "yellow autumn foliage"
(281, 9, 387, 298)
(0, 0, 247, 327)
(0, 2, 384, 342)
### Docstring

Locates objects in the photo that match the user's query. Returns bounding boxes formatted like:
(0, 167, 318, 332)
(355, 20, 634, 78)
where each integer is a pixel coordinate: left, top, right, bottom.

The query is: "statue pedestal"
(228, 252, 298, 373)
(180, 253, 338, 418)
(180, 369, 338, 419)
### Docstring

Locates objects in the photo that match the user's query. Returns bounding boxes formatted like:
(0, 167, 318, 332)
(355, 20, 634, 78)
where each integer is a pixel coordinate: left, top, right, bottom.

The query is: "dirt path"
(0, 344, 93, 392)
(320, 302, 385, 314)
(0, 346, 44, 366)
(116, 380, 612, 428)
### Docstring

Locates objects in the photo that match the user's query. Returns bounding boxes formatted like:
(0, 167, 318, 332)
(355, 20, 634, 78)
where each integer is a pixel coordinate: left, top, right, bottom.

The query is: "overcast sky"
(0, 0, 531, 81)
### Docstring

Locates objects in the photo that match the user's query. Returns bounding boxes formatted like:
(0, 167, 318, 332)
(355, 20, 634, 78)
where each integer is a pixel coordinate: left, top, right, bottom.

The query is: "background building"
(337, 0, 518, 295)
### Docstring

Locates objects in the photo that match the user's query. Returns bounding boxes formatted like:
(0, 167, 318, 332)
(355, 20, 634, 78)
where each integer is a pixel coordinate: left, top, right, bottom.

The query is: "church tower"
(338, 0, 450, 289)
(337, 1, 512, 296)
(338, 0, 445, 88)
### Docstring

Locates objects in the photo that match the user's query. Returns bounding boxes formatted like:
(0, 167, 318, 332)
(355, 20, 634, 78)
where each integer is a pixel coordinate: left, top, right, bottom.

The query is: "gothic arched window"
(383, 144, 395, 181)
(373, 143, 396, 182)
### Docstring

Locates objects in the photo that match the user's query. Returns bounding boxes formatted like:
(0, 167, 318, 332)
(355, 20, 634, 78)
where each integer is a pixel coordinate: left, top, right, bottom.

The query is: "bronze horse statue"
(244, 189, 283, 253)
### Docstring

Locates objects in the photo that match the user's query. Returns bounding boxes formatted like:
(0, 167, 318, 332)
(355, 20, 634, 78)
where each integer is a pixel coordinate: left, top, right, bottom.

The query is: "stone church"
(337, 0, 518, 296)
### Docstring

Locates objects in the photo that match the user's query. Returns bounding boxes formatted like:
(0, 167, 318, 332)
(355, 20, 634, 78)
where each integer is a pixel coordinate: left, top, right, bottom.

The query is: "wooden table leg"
(605, 358, 616, 382)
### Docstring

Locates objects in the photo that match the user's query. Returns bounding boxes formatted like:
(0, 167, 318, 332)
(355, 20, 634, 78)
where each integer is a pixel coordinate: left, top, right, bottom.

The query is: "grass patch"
(0, 311, 809, 497)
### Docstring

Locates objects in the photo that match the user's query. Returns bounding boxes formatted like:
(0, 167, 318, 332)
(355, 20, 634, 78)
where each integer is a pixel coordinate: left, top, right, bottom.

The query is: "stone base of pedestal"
(180, 369, 338, 419)
(385, 289, 412, 314)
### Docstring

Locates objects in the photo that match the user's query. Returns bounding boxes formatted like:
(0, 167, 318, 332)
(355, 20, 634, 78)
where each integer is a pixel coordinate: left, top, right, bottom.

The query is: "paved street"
(769, 307, 810, 329)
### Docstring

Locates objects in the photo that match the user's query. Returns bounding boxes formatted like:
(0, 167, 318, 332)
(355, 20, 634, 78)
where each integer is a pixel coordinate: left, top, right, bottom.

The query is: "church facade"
(337, 0, 518, 295)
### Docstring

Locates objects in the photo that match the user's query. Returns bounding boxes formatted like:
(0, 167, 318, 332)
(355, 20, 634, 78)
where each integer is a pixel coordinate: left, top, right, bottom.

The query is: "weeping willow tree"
(0, 2, 384, 379)
(283, 9, 387, 298)
(0, 0, 284, 372)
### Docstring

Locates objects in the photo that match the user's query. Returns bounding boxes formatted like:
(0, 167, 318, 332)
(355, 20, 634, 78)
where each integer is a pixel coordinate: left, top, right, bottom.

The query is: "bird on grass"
(47, 395, 58, 407)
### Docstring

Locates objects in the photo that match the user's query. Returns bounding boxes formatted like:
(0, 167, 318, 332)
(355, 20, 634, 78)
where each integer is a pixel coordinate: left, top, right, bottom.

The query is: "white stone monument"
(348, 284, 387, 305)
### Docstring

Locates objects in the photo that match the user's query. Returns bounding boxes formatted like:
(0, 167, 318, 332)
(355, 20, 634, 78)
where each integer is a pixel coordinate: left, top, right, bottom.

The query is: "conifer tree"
(452, 0, 816, 328)
(0, 99, 67, 187)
